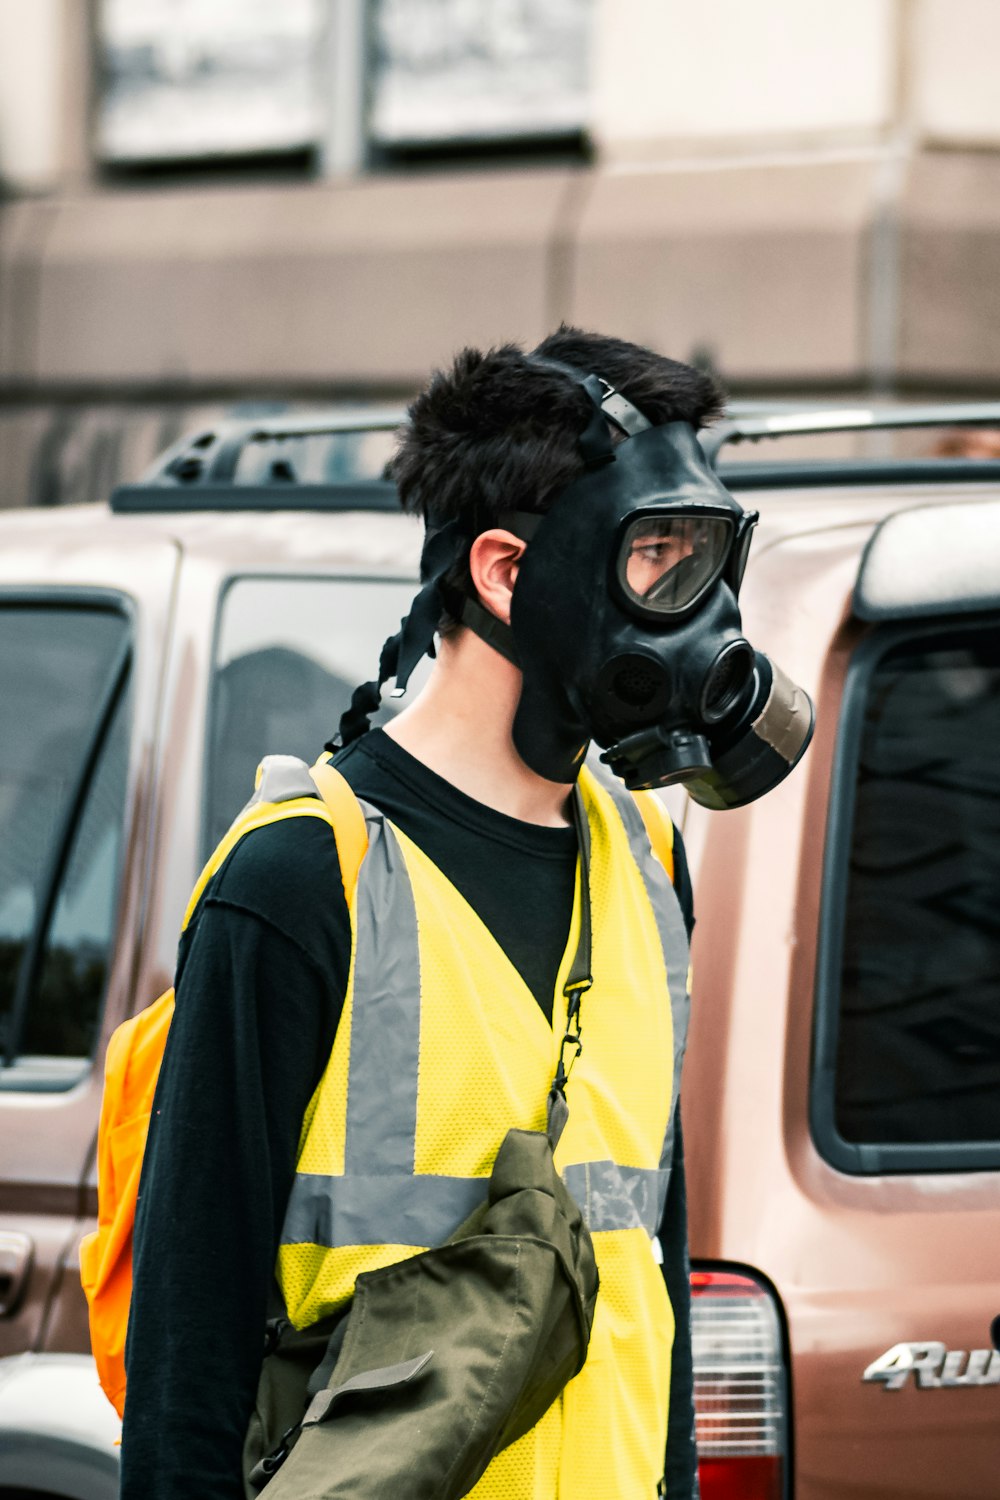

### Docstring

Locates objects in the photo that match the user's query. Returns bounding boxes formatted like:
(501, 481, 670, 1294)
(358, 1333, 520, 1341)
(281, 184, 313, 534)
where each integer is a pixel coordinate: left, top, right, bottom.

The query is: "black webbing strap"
(547, 787, 593, 1146)
(333, 628, 404, 748)
(334, 361, 650, 748)
(332, 519, 468, 748)
(457, 595, 519, 668)
(599, 382, 652, 438)
(527, 356, 651, 467)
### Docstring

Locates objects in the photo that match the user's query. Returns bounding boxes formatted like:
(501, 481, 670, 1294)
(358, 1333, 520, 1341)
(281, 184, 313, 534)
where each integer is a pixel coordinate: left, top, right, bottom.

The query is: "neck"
(382, 629, 575, 828)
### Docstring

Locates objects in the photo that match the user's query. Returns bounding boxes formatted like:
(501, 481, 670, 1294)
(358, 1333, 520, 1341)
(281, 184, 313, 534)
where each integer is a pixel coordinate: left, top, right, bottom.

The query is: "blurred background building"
(0, 0, 998, 507)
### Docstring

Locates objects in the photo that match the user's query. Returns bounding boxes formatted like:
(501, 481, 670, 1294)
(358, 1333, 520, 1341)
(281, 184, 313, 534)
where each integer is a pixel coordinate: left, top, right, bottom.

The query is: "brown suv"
(1, 406, 999, 1499)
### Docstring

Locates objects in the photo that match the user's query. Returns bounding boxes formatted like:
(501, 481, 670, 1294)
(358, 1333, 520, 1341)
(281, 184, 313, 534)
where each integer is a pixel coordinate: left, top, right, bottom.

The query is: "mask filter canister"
(678, 652, 814, 809)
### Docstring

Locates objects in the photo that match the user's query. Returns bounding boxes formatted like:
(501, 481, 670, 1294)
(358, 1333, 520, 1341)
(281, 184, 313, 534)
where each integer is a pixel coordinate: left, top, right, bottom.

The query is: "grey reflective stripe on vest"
(562, 1161, 667, 1235)
(344, 813, 421, 1177)
(283, 1171, 487, 1249)
(280, 766, 689, 1253)
(282, 1163, 667, 1247)
(585, 758, 692, 1225)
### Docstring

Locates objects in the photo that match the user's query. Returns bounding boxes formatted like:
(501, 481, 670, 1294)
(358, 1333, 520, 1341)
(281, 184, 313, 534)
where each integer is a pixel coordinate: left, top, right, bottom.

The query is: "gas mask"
(338, 370, 813, 809)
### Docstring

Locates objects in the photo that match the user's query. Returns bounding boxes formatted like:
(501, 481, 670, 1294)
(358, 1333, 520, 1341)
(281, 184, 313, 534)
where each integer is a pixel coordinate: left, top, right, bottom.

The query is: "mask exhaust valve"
(601, 726, 713, 792)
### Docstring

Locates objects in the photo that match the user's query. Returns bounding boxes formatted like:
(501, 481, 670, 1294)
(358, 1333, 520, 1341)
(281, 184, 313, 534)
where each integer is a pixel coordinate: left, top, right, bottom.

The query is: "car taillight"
(690, 1268, 789, 1500)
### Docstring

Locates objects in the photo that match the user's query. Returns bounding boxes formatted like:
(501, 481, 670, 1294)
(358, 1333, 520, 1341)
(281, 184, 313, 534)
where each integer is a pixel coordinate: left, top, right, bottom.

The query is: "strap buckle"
(247, 1421, 300, 1490)
(552, 975, 591, 1094)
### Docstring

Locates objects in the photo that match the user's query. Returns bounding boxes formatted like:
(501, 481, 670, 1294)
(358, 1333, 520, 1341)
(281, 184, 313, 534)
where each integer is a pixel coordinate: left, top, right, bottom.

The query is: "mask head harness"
(334, 362, 813, 809)
(333, 361, 626, 745)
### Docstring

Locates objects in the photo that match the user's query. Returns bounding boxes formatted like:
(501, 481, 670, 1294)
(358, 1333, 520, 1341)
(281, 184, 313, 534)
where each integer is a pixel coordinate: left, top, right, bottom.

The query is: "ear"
(468, 530, 527, 627)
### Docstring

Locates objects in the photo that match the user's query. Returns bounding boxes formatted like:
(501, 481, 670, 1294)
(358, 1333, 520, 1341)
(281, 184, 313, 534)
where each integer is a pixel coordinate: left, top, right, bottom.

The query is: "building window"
(368, 0, 594, 152)
(96, 0, 324, 168)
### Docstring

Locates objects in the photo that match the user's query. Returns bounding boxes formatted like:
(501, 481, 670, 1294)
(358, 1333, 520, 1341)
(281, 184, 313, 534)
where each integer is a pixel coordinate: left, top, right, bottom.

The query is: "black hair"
(390, 324, 726, 622)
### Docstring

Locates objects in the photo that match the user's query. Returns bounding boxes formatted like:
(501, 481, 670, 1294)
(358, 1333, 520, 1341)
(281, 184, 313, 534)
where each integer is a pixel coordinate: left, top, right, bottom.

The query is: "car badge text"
(863, 1341, 1000, 1391)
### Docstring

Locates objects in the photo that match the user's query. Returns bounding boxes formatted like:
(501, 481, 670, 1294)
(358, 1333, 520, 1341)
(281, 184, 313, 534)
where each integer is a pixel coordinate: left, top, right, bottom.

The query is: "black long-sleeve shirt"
(123, 729, 698, 1498)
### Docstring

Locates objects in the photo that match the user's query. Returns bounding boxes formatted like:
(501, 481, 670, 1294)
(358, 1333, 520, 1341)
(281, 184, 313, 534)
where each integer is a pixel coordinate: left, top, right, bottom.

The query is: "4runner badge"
(863, 1341, 1000, 1390)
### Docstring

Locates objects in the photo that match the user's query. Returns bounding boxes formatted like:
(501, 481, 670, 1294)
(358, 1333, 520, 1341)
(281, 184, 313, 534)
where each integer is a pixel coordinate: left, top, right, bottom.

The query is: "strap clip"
(247, 1421, 300, 1490)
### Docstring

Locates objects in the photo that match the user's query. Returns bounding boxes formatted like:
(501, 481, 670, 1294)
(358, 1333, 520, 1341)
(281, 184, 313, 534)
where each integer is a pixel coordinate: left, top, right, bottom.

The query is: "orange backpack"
(79, 757, 368, 1417)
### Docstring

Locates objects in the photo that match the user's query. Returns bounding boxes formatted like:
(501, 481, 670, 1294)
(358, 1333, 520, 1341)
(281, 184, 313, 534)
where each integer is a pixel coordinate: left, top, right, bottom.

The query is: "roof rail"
(703, 402, 1000, 464)
(110, 410, 403, 514)
(110, 401, 1000, 513)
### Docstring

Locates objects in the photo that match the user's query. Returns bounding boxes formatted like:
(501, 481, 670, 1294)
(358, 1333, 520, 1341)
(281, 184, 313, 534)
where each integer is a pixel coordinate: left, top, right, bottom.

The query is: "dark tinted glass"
(836, 628, 1000, 1148)
(23, 685, 130, 1057)
(0, 606, 130, 1066)
(206, 576, 426, 853)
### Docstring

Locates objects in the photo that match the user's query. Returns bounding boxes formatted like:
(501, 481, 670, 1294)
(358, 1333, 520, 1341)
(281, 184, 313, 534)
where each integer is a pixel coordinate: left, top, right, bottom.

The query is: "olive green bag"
(243, 796, 600, 1500)
(243, 1109, 598, 1499)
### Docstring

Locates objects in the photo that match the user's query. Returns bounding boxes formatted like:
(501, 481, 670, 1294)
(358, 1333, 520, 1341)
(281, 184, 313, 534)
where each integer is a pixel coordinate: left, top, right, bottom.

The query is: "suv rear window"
(815, 622, 1000, 1172)
(0, 602, 131, 1087)
(206, 575, 426, 854)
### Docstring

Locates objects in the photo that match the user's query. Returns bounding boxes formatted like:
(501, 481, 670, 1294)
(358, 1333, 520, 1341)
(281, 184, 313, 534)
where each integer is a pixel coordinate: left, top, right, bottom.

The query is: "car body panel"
(2, 457, 1000, 1497)
(0, 1353, 120, 1498)
(683, 487, 1000, 1498)
(0, 526, 179, 1365)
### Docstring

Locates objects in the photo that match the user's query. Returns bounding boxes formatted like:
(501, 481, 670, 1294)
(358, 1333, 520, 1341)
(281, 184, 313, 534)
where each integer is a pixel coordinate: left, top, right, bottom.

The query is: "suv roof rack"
(111, 401, 1000, 513)
(705, 400, 1000, 459)
(110, 410, 402, 514)
(708, 401, 1000, 490)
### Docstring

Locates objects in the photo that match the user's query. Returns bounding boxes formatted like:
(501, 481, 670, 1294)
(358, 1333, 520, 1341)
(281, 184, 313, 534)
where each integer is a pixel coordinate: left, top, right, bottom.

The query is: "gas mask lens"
(617, 512, 734, 616)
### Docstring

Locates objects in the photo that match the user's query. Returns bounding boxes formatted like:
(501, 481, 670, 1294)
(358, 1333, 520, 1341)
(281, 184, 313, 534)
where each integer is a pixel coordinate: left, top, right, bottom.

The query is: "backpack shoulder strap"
(181, 754, 368, 929)
(631, 789, 675, 887)
(309, 754, 368, 906)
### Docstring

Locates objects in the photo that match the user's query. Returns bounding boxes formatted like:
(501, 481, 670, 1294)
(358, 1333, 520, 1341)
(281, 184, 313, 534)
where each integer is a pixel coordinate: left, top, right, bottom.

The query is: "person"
(121, 327, 730, 1499)
(930, 428, 1000, 459)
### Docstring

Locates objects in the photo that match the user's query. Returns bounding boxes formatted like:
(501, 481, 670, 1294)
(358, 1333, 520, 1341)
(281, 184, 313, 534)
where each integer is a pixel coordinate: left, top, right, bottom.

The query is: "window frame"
(0, 587, 134, 1093)
(811, 609, 1000, 1175)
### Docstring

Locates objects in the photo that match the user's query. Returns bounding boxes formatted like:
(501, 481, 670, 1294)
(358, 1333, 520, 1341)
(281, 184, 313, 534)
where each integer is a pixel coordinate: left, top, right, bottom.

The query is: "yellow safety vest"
(276, 758, 691, 1499)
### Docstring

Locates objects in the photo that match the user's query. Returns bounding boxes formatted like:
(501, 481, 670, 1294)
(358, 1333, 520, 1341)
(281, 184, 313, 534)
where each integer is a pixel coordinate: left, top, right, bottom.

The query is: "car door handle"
(0, 1231, 34, 1316)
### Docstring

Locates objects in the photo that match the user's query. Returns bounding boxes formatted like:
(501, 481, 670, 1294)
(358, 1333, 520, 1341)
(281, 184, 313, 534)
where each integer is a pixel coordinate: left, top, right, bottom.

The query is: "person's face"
(624, 516, 702, 601)
(959, 431, 1000, 459)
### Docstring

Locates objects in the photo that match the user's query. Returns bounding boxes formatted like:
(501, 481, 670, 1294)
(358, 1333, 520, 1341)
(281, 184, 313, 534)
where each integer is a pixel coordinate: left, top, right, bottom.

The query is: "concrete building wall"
(0, 0, 65, 191)
(1, 0, 999, 419)
(1, 171, 578, 390)
(913, 0, 1000, 145)
(570, 156, 881, 385)
(592, 0, 897, 158)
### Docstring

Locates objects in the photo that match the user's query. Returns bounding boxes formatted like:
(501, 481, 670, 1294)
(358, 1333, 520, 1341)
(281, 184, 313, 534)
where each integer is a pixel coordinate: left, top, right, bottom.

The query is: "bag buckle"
(247, 1421, 299, 1490)
(552, 978, 590, 1094)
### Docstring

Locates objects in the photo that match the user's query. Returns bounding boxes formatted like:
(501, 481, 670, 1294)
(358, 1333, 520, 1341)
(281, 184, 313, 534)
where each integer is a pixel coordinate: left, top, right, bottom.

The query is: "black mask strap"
(335, 363, 652, 744)
(331, 519, 468, 748)
(456, 594, 520, 667)
(333, 629, 404, 749)
(576, 373, 619, 467)
(528, 356, 651, 467)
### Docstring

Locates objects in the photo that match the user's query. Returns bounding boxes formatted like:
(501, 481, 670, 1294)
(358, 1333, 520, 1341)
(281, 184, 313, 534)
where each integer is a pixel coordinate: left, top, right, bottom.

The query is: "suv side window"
(206, 575, 426, 854)
(0, 602, 131, 1088)
(814, 621, 1000, 1172)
